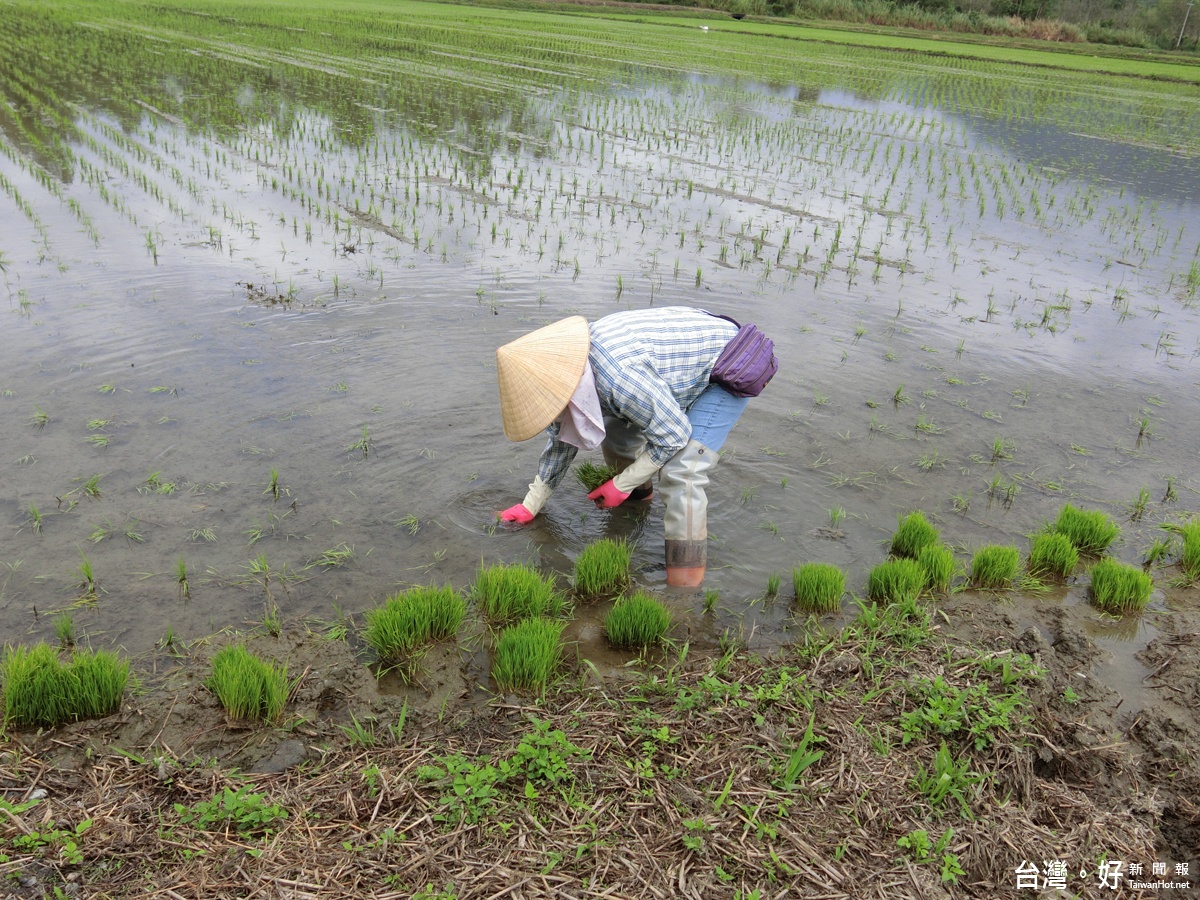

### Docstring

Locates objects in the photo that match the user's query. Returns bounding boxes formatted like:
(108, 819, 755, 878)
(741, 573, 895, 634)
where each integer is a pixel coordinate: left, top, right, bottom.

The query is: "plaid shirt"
(536, 307, 738, 490)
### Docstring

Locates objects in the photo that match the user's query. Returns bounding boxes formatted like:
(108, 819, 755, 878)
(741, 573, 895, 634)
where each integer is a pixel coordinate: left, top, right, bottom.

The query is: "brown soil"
(1, 585, 1197, 899)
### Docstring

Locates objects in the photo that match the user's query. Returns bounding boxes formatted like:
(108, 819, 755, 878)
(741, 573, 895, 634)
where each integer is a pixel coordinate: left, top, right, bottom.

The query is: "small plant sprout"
(829, 506, 846, 528)
(969, 545, 1021, 589)
(1027, 532, 1079, 578)
(471, 563, 566, 624)
(77, 549, 98, 598)
(1053, 504, 1120, 555)
(29, 405, 49, 430)
(703, 588, 719, 613)
(573, 538, 631, 599)
(206, 644, 290, 723)
(990, 438, 1014, 463)
(766, 573, 781, 598)
(176, 556, 190, 599)
(348, 424, 371, 457)
(491, 617, 564, 693)
(604, 591, 671, 648)
(80, 474, 103, 498)
(890, 511, 940, 560)
(26, 504, 42, 534)
(1135, 415, 1152, 447)
(792, 563, 845, 613)
(53, 612, 75, 648)
(265, 467, 282, 501)
(917, 544, 956, 594)
(363, 585, 466, 666)
(313, 543, 355, 569)
(1088, 559, 1153, 615)
(867, 558, 926, 603)
(1128, 487, 1151, 522)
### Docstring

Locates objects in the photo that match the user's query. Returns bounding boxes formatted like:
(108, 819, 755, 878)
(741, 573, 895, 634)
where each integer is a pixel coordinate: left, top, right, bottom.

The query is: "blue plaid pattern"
(536, 307, 737, 489)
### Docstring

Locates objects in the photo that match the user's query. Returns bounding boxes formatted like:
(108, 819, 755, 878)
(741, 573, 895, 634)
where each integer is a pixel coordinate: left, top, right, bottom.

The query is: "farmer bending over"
(495, 306, 776, 587)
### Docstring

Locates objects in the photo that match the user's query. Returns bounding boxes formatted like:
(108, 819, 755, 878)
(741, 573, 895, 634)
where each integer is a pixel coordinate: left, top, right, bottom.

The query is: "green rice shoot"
(362, 585, 466, 663)
(1, 643, 129, 728)
(1176, 519, 1200, 581)
(791, 562, 846, 613)
(866, 558, 926, 603)
(889, 511, 940, 560)
(604, 591, 672, 648)
(471, 563, 566, 624)
(969, 544, 1021, 589)
(575, 461, 617, 492)
(573, 538, 631, 599)
(206, 644, 290, 723)
(1053, 503, 1120, 555)
(1088, 558, 1153, 614)
(491, 618, 565, 693)
(1027, 531, 1079, 578)
(916, 543, 956, 594)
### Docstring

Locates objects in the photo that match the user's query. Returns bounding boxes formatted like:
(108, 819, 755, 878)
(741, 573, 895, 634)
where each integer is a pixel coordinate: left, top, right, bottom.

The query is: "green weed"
(175, 785, 288, 835)
(912, 742, 980, 818)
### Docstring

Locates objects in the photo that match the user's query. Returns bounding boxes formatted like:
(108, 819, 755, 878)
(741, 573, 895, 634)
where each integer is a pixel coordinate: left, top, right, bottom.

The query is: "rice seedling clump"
(604, 591, 672, 648)
(889, 511, 940, 560)
(471, 563, 566, 624)
(969, 545, 1021, 589)
(866, 558, 926, 603)
(916, 543, 956, 593)
(362, 585, 466, 663)
(1089, 559, 1153, 614)
(206, 644, 289, 723)
(575, 461, 617, 492)
(1177, 519, 1200, 581)
(791, 562, 845, 613)
(1027, 531, 1079, 578)
(573, 538, 631, 599)
(1, 643, 129, 728)
(1053, 504, 1120, 555)
(492, 618, 565, 692)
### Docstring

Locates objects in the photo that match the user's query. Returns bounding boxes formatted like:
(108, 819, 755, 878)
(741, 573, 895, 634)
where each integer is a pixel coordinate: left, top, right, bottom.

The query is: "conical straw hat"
(496, 316, 590, 441)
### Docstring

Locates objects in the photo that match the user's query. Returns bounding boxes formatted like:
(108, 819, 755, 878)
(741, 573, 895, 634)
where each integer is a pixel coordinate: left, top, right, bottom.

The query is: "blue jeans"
(686, 384, 749, 450)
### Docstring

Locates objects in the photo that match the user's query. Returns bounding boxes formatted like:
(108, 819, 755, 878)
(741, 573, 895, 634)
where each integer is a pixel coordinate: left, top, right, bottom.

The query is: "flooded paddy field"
(1, 0, 1199, 697)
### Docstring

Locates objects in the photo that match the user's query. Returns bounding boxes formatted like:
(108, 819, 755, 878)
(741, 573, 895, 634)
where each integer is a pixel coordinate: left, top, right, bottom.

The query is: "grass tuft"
(917, 543, 956, 594)
(1, 643, 128, 728)
(1053, 503, 1120, 555)
(791, 562, 845, 613)
(573, 538, 631, 598)
(492, 618, 564, 692)
(889, 511, 940, 560)
(1088, 558, 1153, 614)
(471, 563, 566, 624)
(1027, 532, 1079, 578)
(969, 545, 1021, 589)
(575, 461, 617, 492)
(206, 644, 289, 723)
(604, 592, 671, 648)
(867, 558, 926, 603)
(362, 585, 466, 664)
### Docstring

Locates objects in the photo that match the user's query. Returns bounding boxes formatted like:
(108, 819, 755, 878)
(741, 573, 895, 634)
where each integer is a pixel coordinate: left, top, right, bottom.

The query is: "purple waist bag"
(709, 314, 778, 398)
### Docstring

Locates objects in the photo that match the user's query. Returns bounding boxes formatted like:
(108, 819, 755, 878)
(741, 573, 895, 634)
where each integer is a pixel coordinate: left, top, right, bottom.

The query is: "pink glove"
(587, 479, 631, 509)
(498, 503, 535, 525)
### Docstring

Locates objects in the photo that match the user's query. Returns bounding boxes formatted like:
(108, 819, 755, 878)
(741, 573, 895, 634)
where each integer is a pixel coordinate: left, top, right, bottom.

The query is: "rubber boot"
(660, 439, 716, 586)
(602, 417, 653, 502)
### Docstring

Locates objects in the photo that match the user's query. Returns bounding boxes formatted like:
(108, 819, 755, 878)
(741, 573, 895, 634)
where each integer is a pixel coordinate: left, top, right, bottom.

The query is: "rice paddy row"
(6, 503, 1195, 731)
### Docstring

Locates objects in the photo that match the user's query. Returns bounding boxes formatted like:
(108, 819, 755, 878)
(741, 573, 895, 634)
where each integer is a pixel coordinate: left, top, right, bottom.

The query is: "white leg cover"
(660, 439, 717, 578)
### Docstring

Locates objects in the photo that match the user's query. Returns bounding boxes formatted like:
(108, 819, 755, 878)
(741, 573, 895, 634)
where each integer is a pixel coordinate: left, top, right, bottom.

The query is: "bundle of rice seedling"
(791, 562, 845, 613)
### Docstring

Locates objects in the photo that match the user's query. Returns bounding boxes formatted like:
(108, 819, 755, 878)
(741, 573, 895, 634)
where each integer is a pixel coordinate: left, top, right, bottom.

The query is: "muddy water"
(1, 5, 1199, 708)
